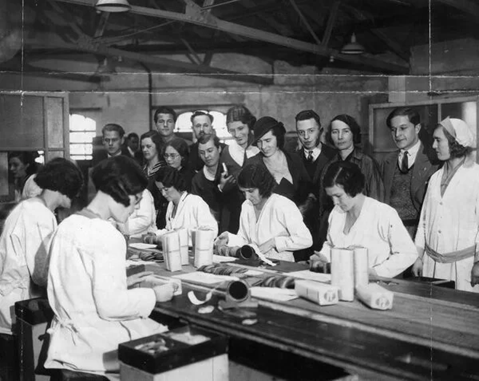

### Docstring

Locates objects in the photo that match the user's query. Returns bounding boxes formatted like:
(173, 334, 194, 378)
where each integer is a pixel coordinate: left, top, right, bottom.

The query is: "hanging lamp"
(95, 0, 131, 13)
(340, 33, 365, 55)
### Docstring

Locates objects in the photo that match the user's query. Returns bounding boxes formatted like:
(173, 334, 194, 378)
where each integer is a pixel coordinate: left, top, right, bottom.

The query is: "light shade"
(341, 34, 365, 55)
(95, 0, 131, 12)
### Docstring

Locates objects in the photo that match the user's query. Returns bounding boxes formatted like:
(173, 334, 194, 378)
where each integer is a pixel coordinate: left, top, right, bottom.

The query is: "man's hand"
(127, 271, 153, 288)
(411, 258, 423, 277)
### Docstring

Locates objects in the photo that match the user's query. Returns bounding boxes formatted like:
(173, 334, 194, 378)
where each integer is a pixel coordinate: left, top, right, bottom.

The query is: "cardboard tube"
(162, 231, 182, 272)
(331, 248, 354, 301)
(353, 247, 369, 288)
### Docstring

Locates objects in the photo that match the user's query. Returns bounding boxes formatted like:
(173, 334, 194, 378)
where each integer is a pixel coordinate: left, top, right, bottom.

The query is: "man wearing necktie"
(293, 110, 337, 253)
(380, 107, 439, 238)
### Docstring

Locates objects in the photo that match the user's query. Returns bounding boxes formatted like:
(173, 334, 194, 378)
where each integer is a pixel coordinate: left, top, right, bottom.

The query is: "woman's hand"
(411, 258, 423, 277)
(143, 233, 159, 245)
(309, 253, 329, 272)
(218, 173, 236, 192)
(127, 271, 153, 288)
(153, 283, 176, 302)
(259, 238, 275, 254)
(471, 262, 479, 287)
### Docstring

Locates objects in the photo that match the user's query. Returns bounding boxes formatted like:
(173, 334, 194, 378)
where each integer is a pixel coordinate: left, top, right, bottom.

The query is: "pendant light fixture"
(340, 33, 365, 55)
(95, 0, 131, 13)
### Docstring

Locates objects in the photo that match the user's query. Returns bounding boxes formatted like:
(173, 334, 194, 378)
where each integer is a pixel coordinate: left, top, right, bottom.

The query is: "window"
(69, 114, 97, 160)
(175, 110, 234, 144)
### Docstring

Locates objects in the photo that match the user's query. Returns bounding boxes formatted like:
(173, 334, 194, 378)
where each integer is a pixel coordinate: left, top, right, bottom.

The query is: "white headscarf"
(439, 117, 474, 148)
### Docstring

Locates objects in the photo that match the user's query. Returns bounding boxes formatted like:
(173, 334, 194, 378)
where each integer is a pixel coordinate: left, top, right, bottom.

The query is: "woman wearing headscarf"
(413, 117, 479, 292)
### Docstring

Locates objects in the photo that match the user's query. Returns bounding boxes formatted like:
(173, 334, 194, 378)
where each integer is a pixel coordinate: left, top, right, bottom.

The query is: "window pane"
(70, 132, 96, 144)
(70, 144, 93, 156)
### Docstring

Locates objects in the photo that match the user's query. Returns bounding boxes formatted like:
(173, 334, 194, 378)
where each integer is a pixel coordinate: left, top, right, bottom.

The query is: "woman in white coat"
(45, 156, 176, 379)
(0, 158, 83, 335)
(215, 163, 313, 261)
(413, 117, 479, 292)
(310, 161, 417, 278)
(148, 166, 218, 245)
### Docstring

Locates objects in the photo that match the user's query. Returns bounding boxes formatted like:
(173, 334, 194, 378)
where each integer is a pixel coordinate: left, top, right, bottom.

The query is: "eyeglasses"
(163, 153, 180, 160)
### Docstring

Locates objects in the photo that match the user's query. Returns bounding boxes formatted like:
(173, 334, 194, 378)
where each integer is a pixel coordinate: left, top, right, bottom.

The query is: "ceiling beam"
(435, 0, 479, 19)
(343, 5, 410, 62)
(238, 0, 293, 36)
(53, 0, 409, 74)
(42, 40, 274, 85)
(321, 0, 341, 47)
(287, 0, 321, 45)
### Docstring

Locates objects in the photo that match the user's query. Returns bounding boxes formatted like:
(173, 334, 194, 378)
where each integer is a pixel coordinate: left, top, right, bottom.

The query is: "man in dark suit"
(381, 107, 439, 238)
(92, 123, 131, 166)
(294, 110, 337, 253)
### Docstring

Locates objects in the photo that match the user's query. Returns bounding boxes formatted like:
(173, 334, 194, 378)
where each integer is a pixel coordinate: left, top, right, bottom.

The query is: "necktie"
(307, 150, 313, 162)
(400, 151, 409, 173)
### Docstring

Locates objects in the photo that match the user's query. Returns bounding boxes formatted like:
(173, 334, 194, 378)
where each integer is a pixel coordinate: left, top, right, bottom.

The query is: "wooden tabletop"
(130, 253, 479, 380)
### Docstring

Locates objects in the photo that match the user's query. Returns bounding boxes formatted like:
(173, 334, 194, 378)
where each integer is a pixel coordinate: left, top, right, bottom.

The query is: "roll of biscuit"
(331, 248, 354, 301)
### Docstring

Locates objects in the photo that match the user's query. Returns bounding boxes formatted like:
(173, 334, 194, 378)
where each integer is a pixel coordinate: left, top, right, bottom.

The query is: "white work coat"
(0, 198, 55, 334)
(415, 162, 479, 292)
(157, 192, 218, 245)
(320, 197, 417, 278)
(228, 194, 313, 261)
(45, 214, 166, 377)
(117, 189, 156, 238)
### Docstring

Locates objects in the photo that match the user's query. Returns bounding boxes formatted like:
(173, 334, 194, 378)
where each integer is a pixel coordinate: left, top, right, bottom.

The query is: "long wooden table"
(133, 254, 479, 381)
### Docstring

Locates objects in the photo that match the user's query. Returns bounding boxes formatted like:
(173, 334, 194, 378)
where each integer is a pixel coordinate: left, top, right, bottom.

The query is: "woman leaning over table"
(215, 163, 312, 262)
(148, 166, 218, 245)
(413, 117, 479, 292)
(0, 158, 83, 335)
(310, 161, 417, 278)
(45, 156, 175, 379)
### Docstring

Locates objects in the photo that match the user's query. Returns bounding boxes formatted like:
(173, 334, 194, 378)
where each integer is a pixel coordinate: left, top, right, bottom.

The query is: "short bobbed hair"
(154, 106, 177, 123)
(327, 114, 361, 146)
(8, 151, 39, 176)
(437, 125, 473, 159)
(154, 166, 187, 192)
(102, 123, 125, 138)
(34, 158, 83, 199)
(323, 161, 364, 197)
(237, 164, 276, 198)
(91, 156, 148, 207)
(140, 130, 163, 155)
(226, 105, 256, 131)
(165, 137, 189, 166)
(386, 107, 420, 128)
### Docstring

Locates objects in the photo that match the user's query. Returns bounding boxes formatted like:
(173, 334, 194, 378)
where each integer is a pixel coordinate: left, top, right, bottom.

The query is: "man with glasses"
(294, 110, 336, 253)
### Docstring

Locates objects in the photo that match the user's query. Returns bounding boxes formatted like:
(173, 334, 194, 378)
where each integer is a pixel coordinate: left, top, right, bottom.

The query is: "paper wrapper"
(356, 283, 394, 310)
(176, 228, 189, 265)
(162, 231, 182, 272)
(295, 280, 339, 306)
(353, 247, 369, 288)
(192, 229, 216, 268)
(140, 275, 182, 296)
(331, 248, 354, 301)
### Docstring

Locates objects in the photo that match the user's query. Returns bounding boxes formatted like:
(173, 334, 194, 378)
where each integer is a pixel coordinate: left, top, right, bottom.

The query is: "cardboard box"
(295, 280, 339, 306)
(119, 326, 228, 380)
(356, 284, 394, 310)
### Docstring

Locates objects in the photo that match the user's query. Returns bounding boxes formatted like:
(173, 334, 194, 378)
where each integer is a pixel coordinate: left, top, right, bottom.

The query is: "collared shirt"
(229, 141, 260, 167)
(303, 144, 322, 162)
(398, 140, 421, 169)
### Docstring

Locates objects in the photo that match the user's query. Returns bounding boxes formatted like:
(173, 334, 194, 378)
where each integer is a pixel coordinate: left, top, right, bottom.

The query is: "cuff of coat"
(129, 288, 157, 318)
